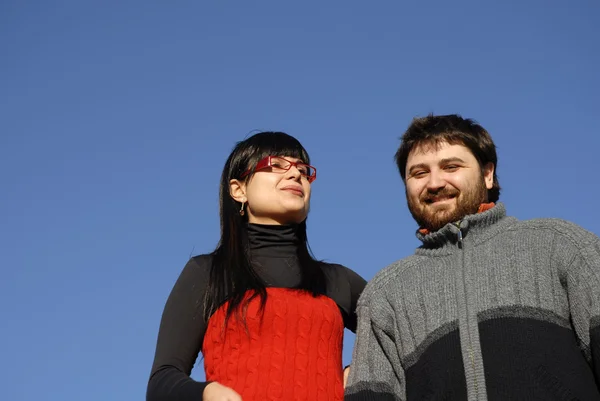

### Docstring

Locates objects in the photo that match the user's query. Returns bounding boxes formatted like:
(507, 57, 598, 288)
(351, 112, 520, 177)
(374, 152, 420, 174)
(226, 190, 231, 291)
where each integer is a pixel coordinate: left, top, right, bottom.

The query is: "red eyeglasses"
(241, 156, 317, 183)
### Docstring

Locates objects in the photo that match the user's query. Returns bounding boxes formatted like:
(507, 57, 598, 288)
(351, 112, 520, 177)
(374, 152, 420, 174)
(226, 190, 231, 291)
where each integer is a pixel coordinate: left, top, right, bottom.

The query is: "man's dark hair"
(394, 114, 501, 202)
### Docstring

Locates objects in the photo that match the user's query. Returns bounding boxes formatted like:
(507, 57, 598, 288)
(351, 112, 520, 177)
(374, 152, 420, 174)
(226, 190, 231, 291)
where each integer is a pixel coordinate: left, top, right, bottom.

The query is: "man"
(344, 114, 600, 400)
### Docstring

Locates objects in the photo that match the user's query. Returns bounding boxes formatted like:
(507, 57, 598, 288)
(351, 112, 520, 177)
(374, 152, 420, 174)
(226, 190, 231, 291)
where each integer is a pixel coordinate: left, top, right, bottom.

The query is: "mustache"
(421, 189, 459, 202)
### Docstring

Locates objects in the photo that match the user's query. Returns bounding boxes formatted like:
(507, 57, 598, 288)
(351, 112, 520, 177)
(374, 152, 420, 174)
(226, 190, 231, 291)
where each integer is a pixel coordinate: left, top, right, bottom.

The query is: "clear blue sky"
(1, 1, 599, 400)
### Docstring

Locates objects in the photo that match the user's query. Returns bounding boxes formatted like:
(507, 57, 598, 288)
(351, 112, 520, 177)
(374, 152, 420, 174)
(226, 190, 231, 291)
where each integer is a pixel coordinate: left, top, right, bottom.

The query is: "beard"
(407, 176, 488, 232)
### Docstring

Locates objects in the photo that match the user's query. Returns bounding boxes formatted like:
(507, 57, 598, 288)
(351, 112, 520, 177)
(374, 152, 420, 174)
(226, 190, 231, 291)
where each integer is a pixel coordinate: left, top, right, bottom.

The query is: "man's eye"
(444, 165, 459, 171)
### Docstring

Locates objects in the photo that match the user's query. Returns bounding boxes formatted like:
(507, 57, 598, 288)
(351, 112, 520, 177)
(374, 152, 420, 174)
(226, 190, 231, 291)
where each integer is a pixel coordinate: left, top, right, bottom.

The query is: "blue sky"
(1, 1, 599, 400)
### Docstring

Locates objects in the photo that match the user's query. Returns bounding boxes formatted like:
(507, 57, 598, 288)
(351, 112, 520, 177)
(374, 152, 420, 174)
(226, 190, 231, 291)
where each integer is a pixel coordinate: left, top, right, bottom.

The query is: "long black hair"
(204, 131, 327, 327)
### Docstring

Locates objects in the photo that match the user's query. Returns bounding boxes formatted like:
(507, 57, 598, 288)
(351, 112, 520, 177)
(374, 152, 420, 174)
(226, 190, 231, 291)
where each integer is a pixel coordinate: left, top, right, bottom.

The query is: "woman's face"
(230, 155, 316, 225)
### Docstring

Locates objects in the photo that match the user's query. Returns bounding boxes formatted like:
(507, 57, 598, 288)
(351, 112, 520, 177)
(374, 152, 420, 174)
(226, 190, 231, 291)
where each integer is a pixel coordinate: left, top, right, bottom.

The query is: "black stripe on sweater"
(405, 324, 467, 400)
(402, 320, 459, 369)
(344, 382, 400, 401)
(478, 307, 600, 400)
(590, 315, 600, 387)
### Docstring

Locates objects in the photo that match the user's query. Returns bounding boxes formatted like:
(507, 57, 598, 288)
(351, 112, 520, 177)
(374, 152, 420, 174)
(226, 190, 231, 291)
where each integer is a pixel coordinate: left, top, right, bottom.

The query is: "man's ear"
(483, 162, 495, 190)
(229, 179, 247, 203)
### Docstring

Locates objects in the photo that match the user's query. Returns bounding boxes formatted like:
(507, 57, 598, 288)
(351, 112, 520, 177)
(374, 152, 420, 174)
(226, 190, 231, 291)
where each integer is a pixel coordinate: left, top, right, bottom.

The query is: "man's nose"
(426, 171, 446, 192)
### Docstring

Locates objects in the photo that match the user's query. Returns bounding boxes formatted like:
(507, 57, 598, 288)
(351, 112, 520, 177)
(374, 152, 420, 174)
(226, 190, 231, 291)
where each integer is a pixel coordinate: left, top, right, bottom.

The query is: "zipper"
(455, 221, 479, 397)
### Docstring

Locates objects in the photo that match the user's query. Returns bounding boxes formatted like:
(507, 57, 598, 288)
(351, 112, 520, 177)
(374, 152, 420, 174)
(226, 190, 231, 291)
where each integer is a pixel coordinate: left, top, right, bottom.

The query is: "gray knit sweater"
(344, 203, 600, 400)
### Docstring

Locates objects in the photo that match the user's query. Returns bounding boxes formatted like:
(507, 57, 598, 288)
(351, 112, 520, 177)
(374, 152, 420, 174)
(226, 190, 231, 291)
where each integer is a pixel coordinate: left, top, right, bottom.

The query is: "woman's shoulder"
(318, 261, 366, 332)
(188, 253, 213, 268)
(320, 262, 365, 285)
(175, 253, 214, 281)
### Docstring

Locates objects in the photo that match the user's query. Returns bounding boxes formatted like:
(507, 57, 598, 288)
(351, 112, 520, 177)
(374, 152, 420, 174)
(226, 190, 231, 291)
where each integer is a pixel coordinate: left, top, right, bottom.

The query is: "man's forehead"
(408, 141, 473, 161)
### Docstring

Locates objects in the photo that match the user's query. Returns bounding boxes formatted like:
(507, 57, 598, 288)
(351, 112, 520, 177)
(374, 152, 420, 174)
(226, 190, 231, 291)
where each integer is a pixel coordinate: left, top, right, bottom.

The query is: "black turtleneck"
(146, 223, 366, 401)
(247, 222, 299, 256)
(246, 223, 304, 287)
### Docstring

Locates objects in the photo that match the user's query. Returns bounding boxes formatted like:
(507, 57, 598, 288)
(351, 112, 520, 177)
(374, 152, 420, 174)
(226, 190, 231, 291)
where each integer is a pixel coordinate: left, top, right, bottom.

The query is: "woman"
(146, 131, 366, 401)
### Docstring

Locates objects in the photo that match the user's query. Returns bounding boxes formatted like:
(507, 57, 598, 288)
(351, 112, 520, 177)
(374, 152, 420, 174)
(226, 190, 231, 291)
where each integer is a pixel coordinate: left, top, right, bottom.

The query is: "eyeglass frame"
(240, 155, 317, 183)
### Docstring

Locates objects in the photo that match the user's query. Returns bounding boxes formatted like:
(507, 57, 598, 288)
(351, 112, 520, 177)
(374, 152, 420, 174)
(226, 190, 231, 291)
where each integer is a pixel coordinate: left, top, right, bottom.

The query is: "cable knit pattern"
(203, 287, 344, 401)
(294, 291, 312, 400)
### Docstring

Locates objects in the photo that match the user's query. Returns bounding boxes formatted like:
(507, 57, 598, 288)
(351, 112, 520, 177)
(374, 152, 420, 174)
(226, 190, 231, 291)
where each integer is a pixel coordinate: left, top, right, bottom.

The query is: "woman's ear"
(229, 179, 247, 203)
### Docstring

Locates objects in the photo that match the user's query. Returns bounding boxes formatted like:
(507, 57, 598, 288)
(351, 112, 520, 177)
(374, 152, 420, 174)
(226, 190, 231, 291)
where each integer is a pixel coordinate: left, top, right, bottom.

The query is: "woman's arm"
(146, 256, 213, 401)
(344, 266, 367, 333)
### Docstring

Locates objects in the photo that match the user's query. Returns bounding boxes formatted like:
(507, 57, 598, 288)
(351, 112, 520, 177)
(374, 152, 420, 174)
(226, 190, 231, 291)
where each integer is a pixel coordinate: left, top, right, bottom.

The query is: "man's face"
(404, 141, 494, 232)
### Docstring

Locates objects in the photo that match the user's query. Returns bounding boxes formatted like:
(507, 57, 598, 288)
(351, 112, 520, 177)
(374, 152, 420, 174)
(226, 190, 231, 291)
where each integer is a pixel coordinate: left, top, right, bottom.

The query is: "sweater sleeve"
(344, 266, 367, 333)
(344, 301, 405, 401)
(321, 263, 367, 332)
(562, 228, 600, 384)
(146, 256, 212, 401)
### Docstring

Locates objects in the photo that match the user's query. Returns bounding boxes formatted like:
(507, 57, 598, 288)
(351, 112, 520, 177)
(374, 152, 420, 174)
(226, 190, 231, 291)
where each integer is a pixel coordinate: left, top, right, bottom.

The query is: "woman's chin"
(281, 209, 308, 224)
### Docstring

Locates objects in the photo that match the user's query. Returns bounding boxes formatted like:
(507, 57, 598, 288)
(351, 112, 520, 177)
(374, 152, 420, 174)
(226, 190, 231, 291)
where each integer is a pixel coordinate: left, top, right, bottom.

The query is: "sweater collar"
(247, 222, 299, 258)
(416, 202, 507, 249)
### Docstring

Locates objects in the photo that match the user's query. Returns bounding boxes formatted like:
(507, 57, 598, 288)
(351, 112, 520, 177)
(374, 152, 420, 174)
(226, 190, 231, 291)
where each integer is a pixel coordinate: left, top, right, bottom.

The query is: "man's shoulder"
(359, 254, 425, 301)
(508, 216, 598, 246)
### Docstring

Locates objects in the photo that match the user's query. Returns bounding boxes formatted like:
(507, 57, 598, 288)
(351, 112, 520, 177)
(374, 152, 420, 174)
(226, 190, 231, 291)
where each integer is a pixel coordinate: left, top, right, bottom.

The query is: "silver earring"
(240, 201, 245, 216)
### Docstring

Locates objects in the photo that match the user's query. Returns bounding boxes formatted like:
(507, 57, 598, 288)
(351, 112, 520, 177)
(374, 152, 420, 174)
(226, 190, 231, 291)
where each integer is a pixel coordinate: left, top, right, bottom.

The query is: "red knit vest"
(203, 287, 345, 401)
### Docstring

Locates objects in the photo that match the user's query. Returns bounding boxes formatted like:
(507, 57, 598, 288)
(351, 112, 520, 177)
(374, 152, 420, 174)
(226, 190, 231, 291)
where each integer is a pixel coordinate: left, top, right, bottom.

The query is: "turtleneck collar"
(247, 223, 300, 258)
(416, 202, 513, 251)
